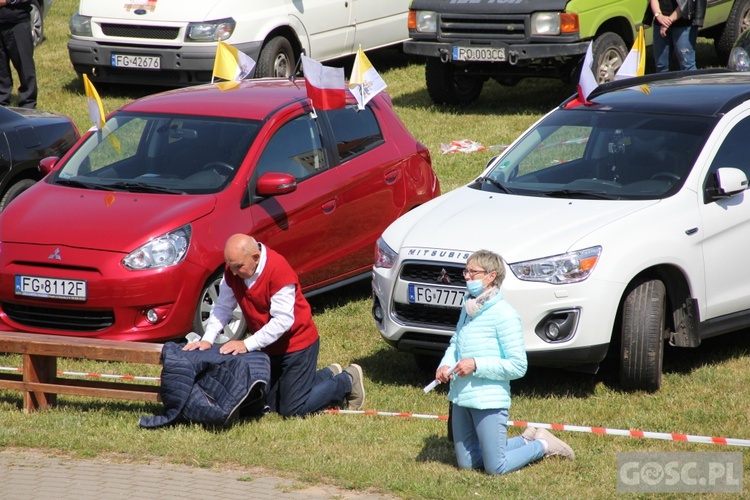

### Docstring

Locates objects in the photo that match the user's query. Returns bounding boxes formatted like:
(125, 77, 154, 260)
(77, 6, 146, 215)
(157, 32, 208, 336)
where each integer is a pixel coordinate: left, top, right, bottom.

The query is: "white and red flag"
(566, 42, 598, 108)
(301, 54, 346, 110)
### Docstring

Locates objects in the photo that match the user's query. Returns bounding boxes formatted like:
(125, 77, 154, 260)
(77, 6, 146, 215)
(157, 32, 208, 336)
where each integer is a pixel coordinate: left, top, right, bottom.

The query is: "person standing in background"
(649, 0, 706, 73)
(0, 0, 36, 108)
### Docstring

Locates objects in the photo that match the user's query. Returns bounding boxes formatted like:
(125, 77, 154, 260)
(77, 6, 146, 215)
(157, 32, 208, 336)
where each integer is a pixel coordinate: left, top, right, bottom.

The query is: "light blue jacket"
(439, 290, 527, 410)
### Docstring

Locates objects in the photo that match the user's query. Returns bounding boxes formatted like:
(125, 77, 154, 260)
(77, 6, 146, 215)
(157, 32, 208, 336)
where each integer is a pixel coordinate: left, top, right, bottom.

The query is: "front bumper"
(67, 38, 263, 86)
(403, 40, 589, 62)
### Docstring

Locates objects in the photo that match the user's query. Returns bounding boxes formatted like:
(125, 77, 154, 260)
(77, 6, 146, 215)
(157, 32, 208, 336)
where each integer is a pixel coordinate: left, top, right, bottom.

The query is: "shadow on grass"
(416, 433, 455, 466)
(306, 278, 372, 314)
(63, 76, 176, 100)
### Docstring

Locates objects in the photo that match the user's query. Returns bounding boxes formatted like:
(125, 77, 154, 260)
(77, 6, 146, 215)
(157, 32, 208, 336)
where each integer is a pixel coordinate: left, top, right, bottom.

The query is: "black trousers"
(0, 20, 36, 108)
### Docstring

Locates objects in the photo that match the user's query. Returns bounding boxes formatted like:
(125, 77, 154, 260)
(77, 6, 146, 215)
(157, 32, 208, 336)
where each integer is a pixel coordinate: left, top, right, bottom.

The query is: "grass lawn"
(0, 1, 748, 498)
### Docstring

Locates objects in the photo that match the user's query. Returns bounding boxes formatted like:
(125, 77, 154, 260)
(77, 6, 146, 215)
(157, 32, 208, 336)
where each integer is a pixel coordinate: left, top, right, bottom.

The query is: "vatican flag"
(615, 26, 646, 80)
(349, 47, 387, 110)
(212, 41, 256, 90)
(83, 74, 106, 129)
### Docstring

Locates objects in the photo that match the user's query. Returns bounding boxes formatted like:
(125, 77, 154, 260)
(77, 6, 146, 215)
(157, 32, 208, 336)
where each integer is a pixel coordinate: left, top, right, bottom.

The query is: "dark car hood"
(409, 0, 568, 14)
(0, 184, 216, 252)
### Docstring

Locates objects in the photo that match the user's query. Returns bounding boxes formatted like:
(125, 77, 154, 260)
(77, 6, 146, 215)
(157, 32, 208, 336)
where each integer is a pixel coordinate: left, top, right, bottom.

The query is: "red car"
(0, 79, 439, 342)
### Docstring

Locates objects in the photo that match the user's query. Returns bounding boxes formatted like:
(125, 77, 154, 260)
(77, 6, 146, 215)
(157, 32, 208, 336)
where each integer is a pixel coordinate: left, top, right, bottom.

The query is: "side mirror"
(715, 167, 748, 198)
(256, 172, 297, 196)
(38, 156, 60, 176)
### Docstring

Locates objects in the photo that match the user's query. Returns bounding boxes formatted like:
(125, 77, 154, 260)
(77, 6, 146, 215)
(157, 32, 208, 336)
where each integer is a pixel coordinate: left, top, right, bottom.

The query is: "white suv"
(373, 69, 750, 391)
(68, 0, 409, 86)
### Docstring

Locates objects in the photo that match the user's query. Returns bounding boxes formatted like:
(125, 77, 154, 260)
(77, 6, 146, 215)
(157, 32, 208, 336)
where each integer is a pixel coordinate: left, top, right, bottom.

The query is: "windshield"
(53, 113, 261, 195)
(482, 109, 715, 200)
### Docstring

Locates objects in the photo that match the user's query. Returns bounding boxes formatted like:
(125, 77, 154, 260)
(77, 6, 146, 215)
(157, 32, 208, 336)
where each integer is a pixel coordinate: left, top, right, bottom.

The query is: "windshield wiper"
(55, 178, 105, 190)
(542, 189, 619, 200)
(478, 176, 514, 194)
(105, 181, 186, 195)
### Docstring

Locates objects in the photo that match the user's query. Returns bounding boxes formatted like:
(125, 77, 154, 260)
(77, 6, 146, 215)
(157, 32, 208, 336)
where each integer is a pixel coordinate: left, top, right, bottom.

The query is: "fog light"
(372, 298, 384, 323)
(545, 320, 563, 340)
(535, 309, 580, 343)
(146, 308, 159, 324)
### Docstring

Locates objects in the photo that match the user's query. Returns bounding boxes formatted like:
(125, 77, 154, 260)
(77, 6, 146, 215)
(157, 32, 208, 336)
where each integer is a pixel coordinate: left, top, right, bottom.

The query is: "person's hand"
(660, 25, 668, 37)
(436, 365, 453, 383)
(183, 340, 212, 351)
(219, 340, 248, 355)
(453, 358, 477, 378)
(658, 14, 673, 29)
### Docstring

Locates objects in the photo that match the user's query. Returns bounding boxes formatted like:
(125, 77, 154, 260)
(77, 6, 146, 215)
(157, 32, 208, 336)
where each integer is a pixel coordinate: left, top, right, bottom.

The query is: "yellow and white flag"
(615, 26, 646, 80)
(349, 47, 387, 110)
(83, 73, 106, 129)
(212, 41, 256, 91)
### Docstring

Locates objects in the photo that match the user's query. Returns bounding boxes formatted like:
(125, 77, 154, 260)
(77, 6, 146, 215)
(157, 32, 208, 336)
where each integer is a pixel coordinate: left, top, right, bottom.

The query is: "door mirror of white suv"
(715, 167, 748, 198)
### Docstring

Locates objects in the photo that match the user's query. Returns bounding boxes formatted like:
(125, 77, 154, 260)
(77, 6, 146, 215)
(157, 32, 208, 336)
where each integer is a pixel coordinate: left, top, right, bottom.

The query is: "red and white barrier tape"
(325, 410, 750, 448)
(0, 366, 160, 382)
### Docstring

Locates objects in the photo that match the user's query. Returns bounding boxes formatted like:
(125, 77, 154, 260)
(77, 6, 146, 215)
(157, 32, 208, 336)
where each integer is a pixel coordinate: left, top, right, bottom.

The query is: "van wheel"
(425, 58, 483, 105)
(255, 36, 295, 78)
(0, 178, 35, 213)
(192, 270, 246, 343)
(591, 32, 628, 84)
(715, 0, 750, 64)
(620, 279, 666, 391)
(30, 0, 44, 46)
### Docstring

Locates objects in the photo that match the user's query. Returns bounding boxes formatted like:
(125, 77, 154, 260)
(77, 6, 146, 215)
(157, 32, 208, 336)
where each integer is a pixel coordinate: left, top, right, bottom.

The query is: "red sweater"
(224, 246, 319, 357)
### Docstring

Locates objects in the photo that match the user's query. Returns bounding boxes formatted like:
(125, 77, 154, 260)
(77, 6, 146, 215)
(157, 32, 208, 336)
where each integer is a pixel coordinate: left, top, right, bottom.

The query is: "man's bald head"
(224, 234, 261, 279)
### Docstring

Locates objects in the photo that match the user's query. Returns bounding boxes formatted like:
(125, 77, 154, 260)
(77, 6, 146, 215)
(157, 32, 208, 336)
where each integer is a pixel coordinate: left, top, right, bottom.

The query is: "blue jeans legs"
(652, 24, 698, 72)
(451, 405, 545, 474)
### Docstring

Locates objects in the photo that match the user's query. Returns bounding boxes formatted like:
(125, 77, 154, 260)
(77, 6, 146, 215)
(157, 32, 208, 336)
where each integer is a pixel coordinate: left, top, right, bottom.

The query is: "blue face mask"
(466, 279, 484, 297)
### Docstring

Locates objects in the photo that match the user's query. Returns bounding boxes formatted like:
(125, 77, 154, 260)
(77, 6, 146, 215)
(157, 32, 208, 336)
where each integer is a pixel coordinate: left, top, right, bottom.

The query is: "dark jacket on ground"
(139, 342, 271, 428)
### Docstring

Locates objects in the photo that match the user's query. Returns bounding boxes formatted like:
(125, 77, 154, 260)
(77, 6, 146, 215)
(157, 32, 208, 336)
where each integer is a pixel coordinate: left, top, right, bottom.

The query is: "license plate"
(15, 275, 87, 301)
(452, 46, 506, 62)
(408, 283, 464, 308)
(111, 53, 161, 70)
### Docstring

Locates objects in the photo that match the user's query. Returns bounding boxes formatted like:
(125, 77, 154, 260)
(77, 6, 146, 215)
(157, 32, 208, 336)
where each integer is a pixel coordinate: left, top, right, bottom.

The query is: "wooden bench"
(0, 331, 164, 413)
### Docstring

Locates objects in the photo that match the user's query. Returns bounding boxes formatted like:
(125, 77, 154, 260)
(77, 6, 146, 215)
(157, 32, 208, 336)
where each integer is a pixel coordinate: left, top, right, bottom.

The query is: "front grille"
(101, 23, 179, 40)
(393, 302, 461, 329)
(3, 302, 114, 331)
(438, 14, 528, 42)
(400, 263, 466, 286)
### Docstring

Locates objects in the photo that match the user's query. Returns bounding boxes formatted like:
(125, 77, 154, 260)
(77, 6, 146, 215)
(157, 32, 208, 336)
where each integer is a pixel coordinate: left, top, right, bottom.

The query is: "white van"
(67, 0, 409, 86)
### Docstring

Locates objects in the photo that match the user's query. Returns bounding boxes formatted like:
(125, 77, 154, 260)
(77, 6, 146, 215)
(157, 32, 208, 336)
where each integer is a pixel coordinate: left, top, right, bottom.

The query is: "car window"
(324, 106, 384, 162)
(707, 116, 750, 178)
(255, 114, 327, 179)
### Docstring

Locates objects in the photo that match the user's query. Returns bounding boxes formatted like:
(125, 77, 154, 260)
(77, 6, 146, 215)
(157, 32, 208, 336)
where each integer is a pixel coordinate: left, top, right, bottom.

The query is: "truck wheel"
(255, 36, 295, 78)
(425, 58, 483, 105)
(0, 178, 35, 213)
(591, 32, 628, 83)
(620, 279, 666, 391)
(192, 270, 247, 343)
(715, 0, 750, 65)
(30, 0, 43, 47)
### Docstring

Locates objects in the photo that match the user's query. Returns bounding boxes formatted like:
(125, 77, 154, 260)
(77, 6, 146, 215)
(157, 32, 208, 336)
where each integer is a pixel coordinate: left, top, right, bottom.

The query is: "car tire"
(620, 279, 666, 392)
(192, 270, 247, 343)
(425, 58, 483, 105)
(715, 0, 750, 65)
(30, 0, 43, 47)
(0, 178, 35, 213)
(591, 32, 628, 84)
(255, 36, 295, 78)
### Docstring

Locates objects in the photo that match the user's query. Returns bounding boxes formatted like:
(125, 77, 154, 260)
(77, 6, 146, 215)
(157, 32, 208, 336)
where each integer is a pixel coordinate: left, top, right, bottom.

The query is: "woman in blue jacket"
(436, 250, 574, 474)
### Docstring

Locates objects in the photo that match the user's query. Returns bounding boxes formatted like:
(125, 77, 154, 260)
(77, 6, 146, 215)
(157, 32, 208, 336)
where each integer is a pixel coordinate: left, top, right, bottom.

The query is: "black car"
(0, 106, 79, 213)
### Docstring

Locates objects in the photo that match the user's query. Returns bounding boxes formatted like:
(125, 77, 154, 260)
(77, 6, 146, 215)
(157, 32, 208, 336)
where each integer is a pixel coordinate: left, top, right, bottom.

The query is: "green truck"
(405, 0, 746, 105)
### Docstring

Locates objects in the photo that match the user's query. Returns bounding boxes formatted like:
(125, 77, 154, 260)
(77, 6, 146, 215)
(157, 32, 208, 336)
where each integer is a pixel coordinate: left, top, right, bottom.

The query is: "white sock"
(538, 439, 549, 452)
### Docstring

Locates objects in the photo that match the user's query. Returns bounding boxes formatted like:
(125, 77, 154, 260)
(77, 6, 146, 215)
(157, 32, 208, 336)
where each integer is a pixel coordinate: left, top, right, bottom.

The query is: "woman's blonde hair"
(468, 249, 506, 287)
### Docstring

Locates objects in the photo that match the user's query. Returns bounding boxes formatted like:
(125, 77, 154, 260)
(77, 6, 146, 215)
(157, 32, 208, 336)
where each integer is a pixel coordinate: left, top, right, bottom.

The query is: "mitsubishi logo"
(435, 268, 451, 284)
(48, 248, 61, 260)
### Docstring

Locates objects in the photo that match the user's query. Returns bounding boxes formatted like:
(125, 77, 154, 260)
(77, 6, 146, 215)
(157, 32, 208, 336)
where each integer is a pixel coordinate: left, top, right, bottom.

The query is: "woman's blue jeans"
(451, 405, 545, 474)
(653, 24, 698, 72)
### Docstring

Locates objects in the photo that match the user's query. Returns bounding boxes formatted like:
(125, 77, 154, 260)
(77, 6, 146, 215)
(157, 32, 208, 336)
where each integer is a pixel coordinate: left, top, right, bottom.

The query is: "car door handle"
(321, 200, 336, 214)
(385, 170, 398, 184)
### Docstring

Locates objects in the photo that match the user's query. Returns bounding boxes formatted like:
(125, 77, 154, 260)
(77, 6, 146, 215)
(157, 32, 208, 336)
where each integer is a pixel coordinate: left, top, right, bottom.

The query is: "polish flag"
(301, 54, 346, 110)
(565, 42, 598, 108)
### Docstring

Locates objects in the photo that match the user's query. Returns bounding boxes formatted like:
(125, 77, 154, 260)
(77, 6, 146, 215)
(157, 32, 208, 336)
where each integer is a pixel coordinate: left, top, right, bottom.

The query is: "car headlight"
(69, 13, 92, 37)
(531, 12, 560, 35)
(186, 18, 235, 42)
(728, 47, 750, 71)
(123, 225, 192, 270)
(509, 246, 601, 284)
(413, 11, 437, 33)
(374, 237, 398, 269)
